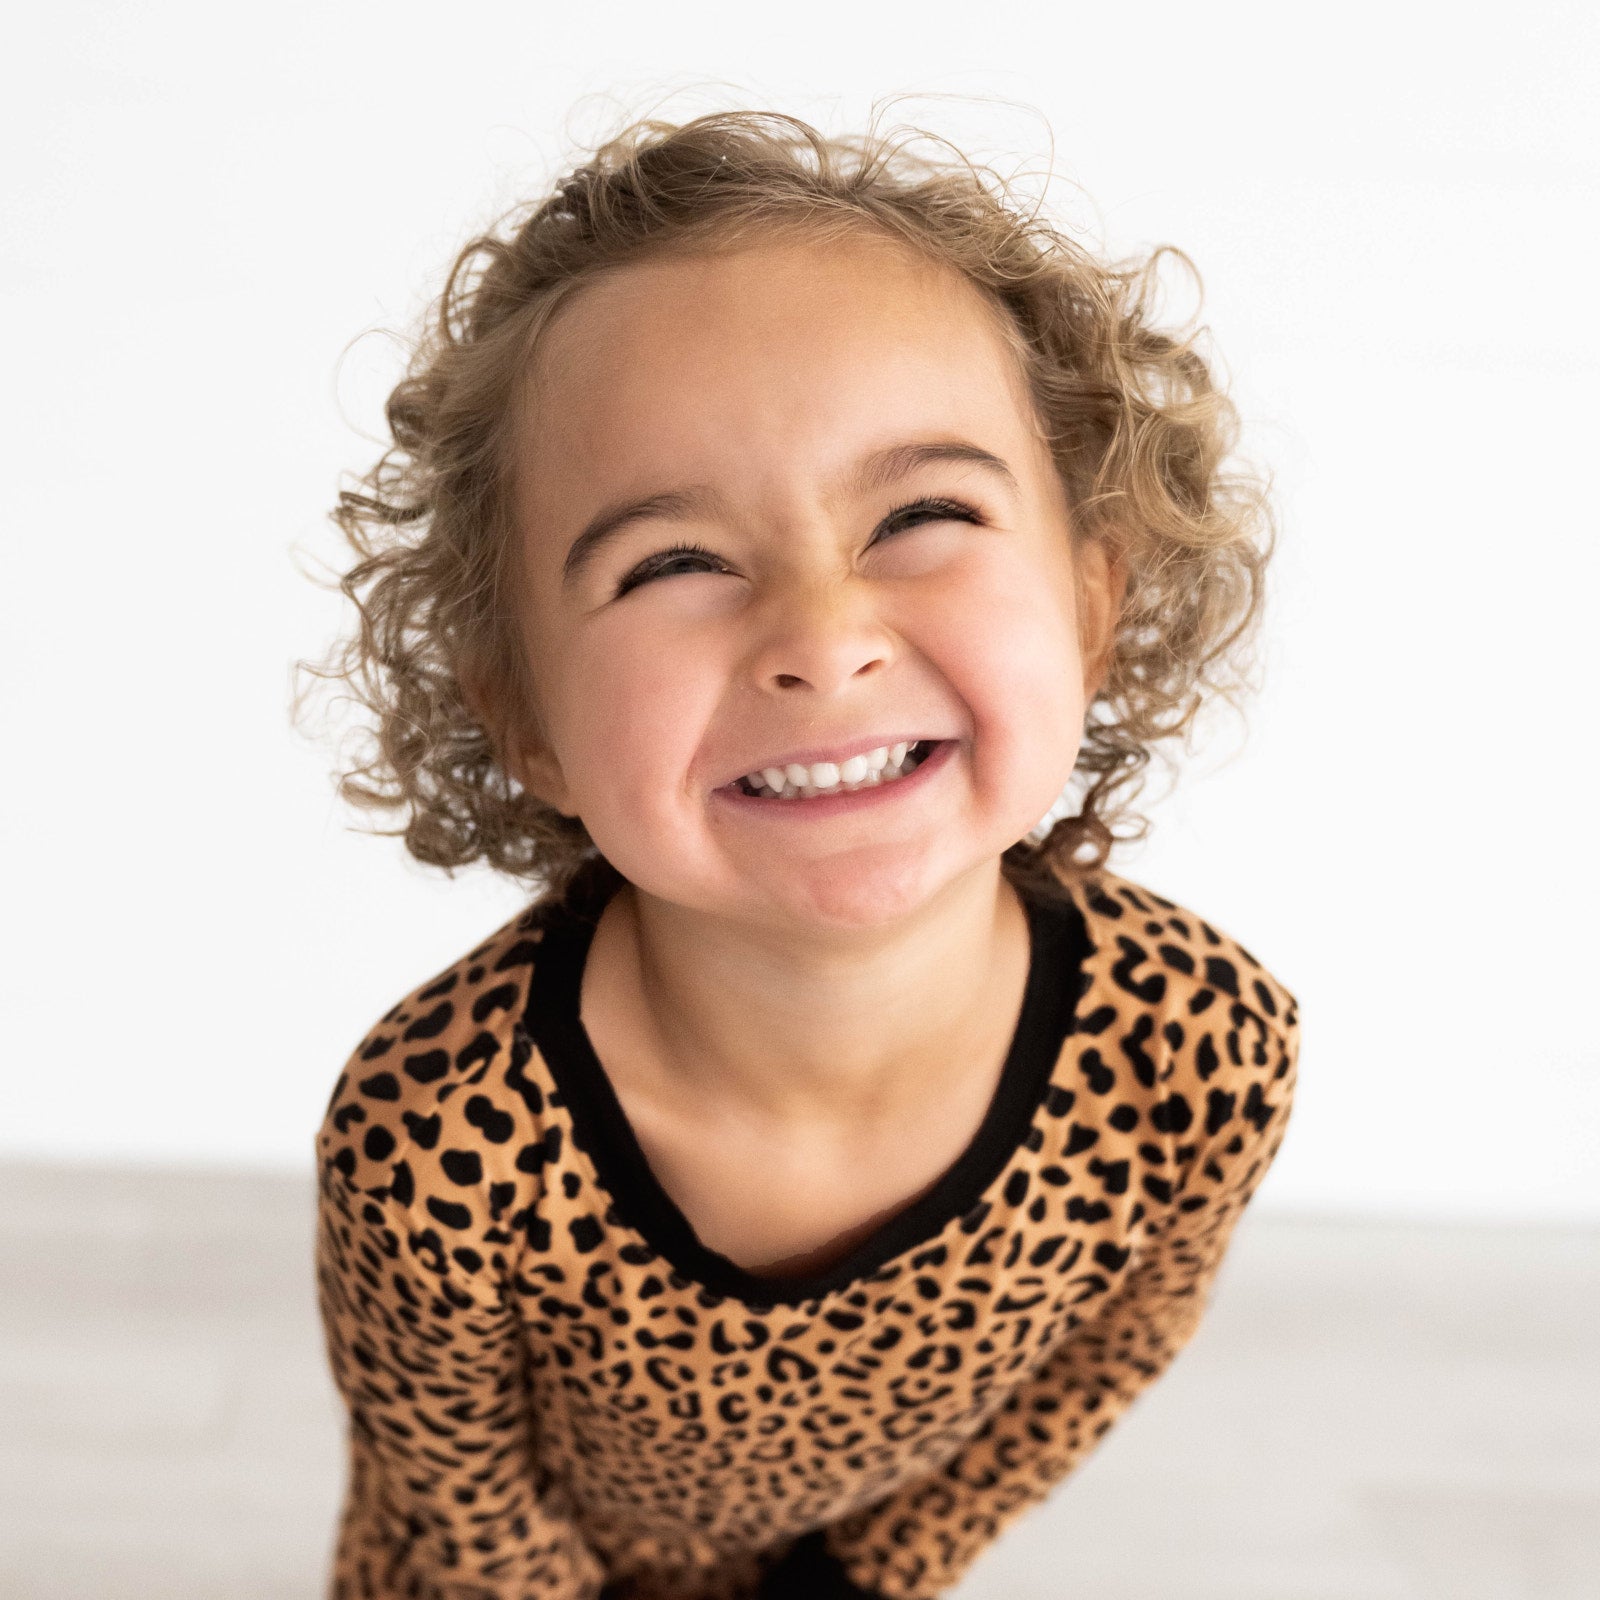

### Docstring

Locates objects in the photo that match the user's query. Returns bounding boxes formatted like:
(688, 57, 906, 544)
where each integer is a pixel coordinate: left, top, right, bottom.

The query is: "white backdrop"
(3, 2, 1595, 1221)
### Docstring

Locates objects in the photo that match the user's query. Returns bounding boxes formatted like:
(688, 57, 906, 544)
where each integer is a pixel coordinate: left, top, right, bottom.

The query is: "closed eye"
(611, 495, 984, 598)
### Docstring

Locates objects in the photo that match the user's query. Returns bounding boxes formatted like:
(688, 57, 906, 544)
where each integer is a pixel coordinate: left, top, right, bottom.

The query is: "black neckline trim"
(519, 873, 1092, 1308)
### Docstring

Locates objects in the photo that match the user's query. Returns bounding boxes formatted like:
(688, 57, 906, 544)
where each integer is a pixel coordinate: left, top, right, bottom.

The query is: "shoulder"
(1049, 865, 1301, 1203)
(1065, 866, 1299, 1047)
(315, 897, 562, 1287)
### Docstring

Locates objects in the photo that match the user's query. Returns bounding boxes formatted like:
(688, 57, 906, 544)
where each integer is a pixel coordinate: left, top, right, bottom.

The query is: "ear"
(514, 737, 579, 819)
(1077, 538, 1128, 700)
(459, 659, 579, 818)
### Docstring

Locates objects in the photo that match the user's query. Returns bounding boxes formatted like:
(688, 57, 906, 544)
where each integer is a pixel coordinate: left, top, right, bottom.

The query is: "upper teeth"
(747, 742, 918, 795)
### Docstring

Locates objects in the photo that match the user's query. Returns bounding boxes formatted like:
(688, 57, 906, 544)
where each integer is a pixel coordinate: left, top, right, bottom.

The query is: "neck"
(591, 865, 1031, 1129)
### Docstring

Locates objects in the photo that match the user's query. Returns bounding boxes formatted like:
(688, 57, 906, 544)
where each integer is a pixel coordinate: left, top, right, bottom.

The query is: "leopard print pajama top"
(315, 862, 1300, 1600)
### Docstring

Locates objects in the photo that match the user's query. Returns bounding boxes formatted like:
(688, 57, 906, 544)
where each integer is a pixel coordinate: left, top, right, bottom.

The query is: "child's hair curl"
(292, 105, 1276, 912)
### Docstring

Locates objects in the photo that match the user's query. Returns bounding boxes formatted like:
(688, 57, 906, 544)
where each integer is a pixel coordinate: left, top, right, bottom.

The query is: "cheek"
(557, 618, 724, 789)
(925, 559, 1085, 736)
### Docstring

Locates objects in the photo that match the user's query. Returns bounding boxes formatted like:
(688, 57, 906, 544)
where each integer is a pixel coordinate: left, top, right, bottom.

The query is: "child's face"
(507, 229, 1120, 931)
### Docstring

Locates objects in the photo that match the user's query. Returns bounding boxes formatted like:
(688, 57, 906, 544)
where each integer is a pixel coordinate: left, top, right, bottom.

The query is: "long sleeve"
(809, 1011, 1301, 1600)
(316, 1159, 610, 1600)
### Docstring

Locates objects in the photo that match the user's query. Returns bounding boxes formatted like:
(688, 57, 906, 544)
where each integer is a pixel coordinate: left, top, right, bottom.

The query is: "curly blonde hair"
(292, 105, 1276, 913)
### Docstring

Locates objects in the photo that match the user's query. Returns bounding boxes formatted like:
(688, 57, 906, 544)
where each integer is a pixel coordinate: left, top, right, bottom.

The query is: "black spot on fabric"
(1151, 1092, 1194, 1135)
(1252, 979, 1279, 1017)
(419, 972, 460, 1002)
(1063, 1123, 1099, 1157)
(1163, 1021, 1185, 1053)
(1087, 888, 1124, 918)
(390, 1160, 415, 1207)
(359, 1035, 394, 1061)
(363, 1126, 396, 1162)
(570, 1215, 603, 1252)
(1066, 1196, 1112, 1223)
(1243, 1079, 1276, 1134)
(1120, 1015, 1159, 1089)
(1205, 1087, 1238, 1135)
(332, 1147, 355, 1178)
(332, 1103, 366, 1134)
(1094, 1241, 1130, 1273)
(525, 1213, 552, 1252)
(464, 1095, 514, 1143)
(767, 1348, 819, 1384)
(964, 1227, 1002, 1267)
(1040, 1165, 1069, 1186)
(825, 1310, 864, 1331)
(1187, 988, 1217, 1016)
(358, 1071, 400, 1101)
(1141, 1174, 1173, 1203)
(1024, 1125, 1044, 1152)
(1111, 936, 1166, 1004)
(504, 1035, 546, 1117)
(427, 1196, 472, 1230)
(488, 1181, 515, 1219)
(1004, 1171, 1030, 1206)
(1108, 1103, 1139, 1133)
(1077, 1050, 1114, 1095)
(1075, 1005, 1116, 1037)
(452, 1247, 484, 1274)
(516, 1142, 547, 1175)
(994, 1287, 1047, 1315)
(455, 1030, 498, 1079)
(1196, 1031, 1220, 1082)
(1043, 1085, 1076, 1117)
(472, 982, 520, 1024)
(403, 1002, 454, 1043)
(1029, 1236, 1069, 1267)
(413, 1228, 447, 1275)
(1089, 1157, 1129, 1195)
(1157, 942, 1195, 975)
(402, 1051, 449, 1085)
(1203, 955, 1240, 997)
(441, 1149, 483, 1186)
(561, 1171, 581, 1199)
(402, 1111, 441, 1149)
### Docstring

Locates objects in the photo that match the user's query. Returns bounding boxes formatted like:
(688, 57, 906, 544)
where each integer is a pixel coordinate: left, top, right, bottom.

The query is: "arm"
(798, 1015, 1301, 1600)
(316, 1161, 610, 1600)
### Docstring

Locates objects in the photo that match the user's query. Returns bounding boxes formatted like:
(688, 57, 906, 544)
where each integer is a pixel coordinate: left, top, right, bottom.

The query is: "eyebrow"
(559, 439, 1020, 590)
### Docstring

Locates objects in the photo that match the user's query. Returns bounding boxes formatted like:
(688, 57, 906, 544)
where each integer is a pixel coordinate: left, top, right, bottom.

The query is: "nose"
(749, 573, 894, 694)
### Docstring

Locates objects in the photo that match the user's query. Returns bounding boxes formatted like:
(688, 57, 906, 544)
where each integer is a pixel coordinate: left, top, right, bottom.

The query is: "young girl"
(300, 107, 1300, 1600)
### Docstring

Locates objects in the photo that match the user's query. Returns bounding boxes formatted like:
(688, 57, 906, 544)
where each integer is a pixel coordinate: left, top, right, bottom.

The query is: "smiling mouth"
(731, 739, 940, 800)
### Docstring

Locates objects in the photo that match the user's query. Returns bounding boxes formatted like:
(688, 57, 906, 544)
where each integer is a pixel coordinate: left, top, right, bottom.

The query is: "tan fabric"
(315, 866, 1299, 1600)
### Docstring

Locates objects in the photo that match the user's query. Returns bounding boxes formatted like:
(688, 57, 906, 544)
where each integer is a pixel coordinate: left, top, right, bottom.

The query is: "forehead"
(518, 231, 1040, 496)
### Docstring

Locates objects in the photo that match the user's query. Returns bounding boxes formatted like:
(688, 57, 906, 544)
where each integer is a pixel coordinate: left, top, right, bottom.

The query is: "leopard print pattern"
(315, 866, 1299, 1600)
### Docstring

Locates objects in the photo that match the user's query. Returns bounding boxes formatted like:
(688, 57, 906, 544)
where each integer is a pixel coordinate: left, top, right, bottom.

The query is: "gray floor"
(0, 1162, 1595, 1600)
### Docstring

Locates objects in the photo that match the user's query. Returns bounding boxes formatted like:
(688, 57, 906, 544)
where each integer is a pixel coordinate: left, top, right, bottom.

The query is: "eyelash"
(613, 496, 984, 597)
